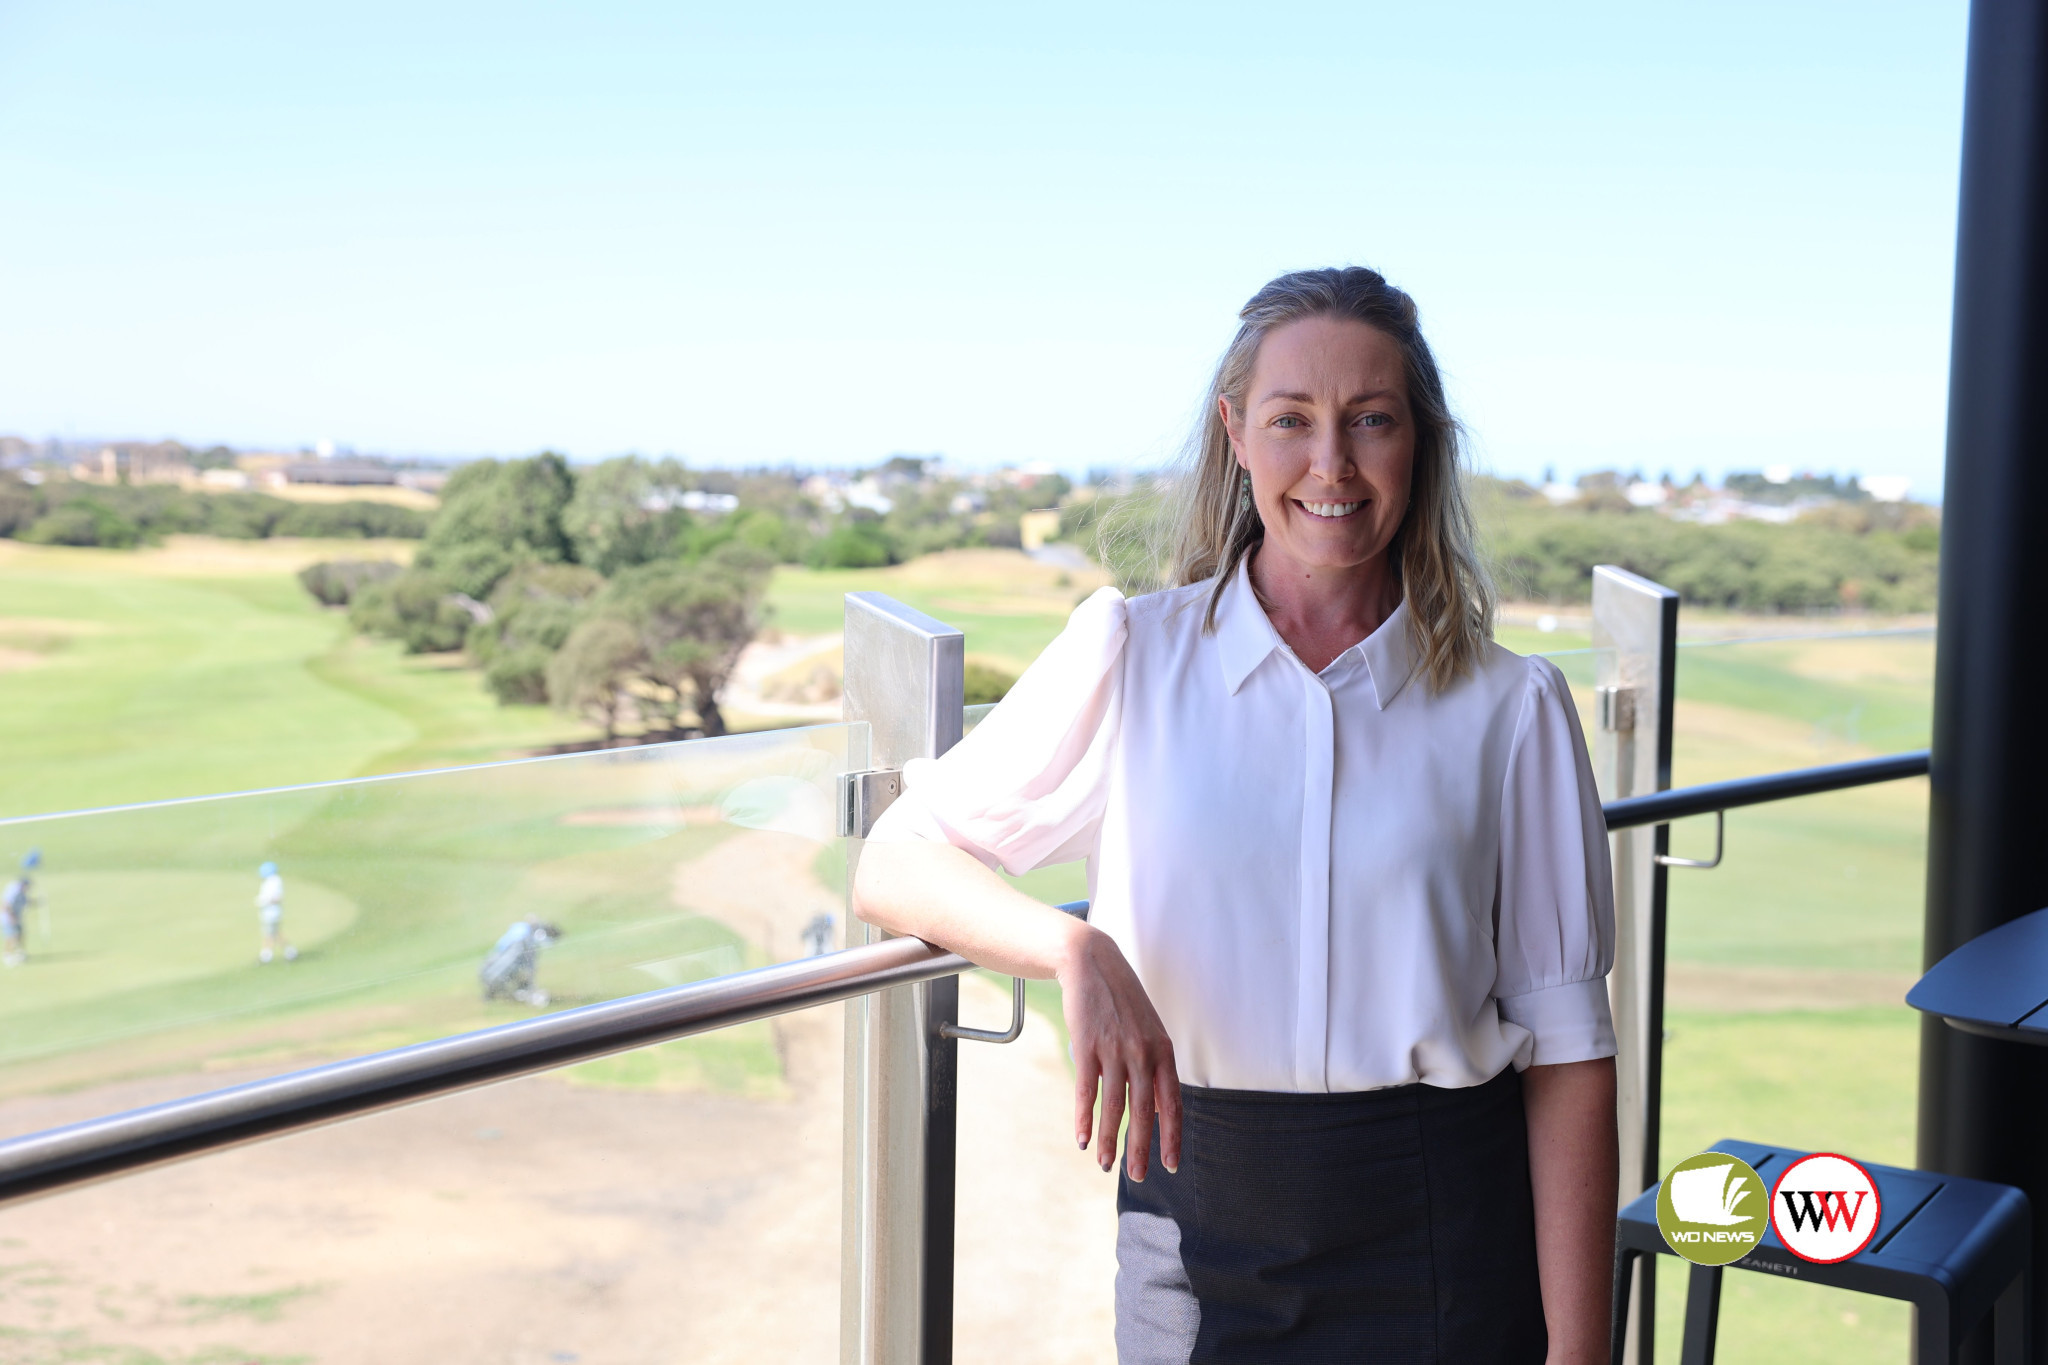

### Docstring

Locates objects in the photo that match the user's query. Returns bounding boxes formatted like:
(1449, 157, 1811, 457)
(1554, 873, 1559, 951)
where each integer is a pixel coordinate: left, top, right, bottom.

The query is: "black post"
(922, 977, 958, 1365)
(1921, 3, 2048, 1362)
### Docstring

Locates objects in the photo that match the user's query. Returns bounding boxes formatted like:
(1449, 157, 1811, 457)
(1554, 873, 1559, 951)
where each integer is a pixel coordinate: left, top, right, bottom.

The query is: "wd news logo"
(1656, 1152, 1766, 1265)
(1770, 1153, 1881, 1263)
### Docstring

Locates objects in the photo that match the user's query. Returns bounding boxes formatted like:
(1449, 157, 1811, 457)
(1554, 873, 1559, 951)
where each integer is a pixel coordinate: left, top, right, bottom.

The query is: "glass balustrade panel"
(0, 1005, 847, 1364)
(0, 726, 865, 1361)
(0, 723, 865, 1105)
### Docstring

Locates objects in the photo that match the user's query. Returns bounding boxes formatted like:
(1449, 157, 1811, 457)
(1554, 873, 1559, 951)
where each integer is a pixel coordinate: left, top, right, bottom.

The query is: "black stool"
(1611, 1139, 2030, 1364)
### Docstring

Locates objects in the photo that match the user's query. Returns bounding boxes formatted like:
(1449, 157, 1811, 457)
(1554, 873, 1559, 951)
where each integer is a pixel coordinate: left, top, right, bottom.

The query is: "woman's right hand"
(852, 841, 1180, 1180)
(1058, 926, 1181, 1183)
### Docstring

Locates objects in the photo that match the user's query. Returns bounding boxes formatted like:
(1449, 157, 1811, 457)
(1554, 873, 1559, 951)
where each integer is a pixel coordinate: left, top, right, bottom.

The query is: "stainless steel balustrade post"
(1590, 565, 1679, 1365)
(840, 593, 966, 1365)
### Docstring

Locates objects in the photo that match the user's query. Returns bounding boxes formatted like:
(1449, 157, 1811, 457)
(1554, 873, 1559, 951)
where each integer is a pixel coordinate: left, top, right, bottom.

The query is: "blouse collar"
(1213, 557, 1418, 710)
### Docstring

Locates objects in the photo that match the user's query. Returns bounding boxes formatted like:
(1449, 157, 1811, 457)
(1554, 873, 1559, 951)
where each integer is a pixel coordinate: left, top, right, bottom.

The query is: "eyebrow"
(1256, 389, 1401, 406)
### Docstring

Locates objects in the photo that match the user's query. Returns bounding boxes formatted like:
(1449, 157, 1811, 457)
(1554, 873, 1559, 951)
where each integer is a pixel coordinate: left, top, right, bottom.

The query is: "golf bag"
(479, 920, 561, 1003)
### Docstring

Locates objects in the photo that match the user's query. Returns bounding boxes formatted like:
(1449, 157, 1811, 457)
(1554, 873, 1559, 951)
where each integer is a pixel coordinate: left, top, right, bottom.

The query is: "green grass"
(0, 726, 855, 1098)
(766, 554, 1102, 672)
(1652, 1009, 1922, 1363)
(0, 539, 596, 819)
(0, 540, 855, 1100)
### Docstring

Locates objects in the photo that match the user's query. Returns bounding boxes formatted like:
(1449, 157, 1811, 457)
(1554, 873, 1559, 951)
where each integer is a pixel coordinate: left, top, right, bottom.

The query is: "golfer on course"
(256, 861, 296, 964)
(855, 267, 1618, 1363)
(2, 850, 38, 967)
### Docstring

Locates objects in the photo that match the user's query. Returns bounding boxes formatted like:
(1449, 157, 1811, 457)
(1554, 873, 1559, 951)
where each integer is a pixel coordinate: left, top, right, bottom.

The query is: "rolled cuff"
(1496, 978, 1617, 1067)
(864, 787, 1006, 872)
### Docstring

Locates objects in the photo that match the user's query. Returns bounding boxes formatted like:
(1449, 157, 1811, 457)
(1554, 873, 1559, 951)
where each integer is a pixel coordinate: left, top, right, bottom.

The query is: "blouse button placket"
(1294, 661, 1335, 1093)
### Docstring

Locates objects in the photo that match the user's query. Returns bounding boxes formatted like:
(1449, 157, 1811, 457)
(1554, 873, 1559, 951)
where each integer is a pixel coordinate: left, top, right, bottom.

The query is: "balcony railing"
(0, 577, 1938, 1365)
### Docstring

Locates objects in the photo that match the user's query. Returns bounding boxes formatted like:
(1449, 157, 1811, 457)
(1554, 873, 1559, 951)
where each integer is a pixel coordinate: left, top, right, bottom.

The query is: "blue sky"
(0, 1, 1969, 496)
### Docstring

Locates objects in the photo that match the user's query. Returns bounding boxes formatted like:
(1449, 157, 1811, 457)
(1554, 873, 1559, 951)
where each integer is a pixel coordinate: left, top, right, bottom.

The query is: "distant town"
(0, 432, 1938, 618)
(0, 432, 1924, 529)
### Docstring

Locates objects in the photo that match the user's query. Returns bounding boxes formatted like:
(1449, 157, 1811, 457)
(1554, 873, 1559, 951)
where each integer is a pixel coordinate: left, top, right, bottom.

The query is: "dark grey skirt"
(1114, 1066, 1546, 1364)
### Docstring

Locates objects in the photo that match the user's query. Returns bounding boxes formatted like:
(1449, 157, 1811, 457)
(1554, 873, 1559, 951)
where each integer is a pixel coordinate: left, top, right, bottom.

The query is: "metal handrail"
(1603, 749, 1929, 830)
(0, 747, 1935, 1209)
(0, 934, 967, 1209)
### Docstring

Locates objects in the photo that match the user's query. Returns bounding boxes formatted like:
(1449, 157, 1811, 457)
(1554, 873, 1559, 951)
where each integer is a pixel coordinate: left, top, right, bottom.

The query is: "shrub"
(349, 568, 472, 653)
(0, 482, 39, 537)
(810, 522, 892, 569)
(273, 501, 429, 538)
(0, 482, 428, 546)
(483, 644, 555, 705)
(964, 661, 1016, 705)
(1480, 497, 1940, 613)
(20, 500, 140, 548)
(299, 559, 402, 607)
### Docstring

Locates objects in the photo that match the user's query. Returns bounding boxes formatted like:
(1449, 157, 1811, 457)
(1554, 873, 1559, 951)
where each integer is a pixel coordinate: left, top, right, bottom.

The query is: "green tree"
(810, 520, 892, 568)
(348, 569, 473, 653)
(545, 617, 645, 742)
(0, 479, 43, 537)
(470, 562, 607, 704)
(417, 453, 576, 596)
(562, 456, 695, 575)
(600, 545, 772, 736)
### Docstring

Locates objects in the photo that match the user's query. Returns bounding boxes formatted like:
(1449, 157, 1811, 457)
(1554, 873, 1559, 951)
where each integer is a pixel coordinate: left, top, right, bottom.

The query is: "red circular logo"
(1769, 1153, 1882, 1264)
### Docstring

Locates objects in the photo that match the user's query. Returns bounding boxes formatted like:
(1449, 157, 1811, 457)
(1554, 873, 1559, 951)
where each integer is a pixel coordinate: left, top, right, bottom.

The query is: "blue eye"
(1274, 415, 1303, 428)
(1359, 413, 1390, 429)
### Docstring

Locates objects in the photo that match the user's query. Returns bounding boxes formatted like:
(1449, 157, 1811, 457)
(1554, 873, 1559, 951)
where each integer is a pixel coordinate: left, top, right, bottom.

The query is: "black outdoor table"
(1908, 905, 2048, 1046)
(1612, 1139, 2029, 1364)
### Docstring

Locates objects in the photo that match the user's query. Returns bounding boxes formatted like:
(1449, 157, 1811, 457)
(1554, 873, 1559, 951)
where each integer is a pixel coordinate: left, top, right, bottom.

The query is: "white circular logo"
(1769, 1153, 1881, 1263)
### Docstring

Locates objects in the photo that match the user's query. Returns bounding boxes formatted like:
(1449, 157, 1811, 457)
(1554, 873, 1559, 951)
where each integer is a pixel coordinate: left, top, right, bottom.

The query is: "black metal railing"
(1603, 750, 1929, 829)
(0, 748, 1936, 1209)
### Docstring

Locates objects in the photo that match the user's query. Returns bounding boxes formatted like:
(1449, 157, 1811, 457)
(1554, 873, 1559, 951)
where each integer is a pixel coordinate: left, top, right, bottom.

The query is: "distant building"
(1623, 480, 1669, 508)
(70, 442, 196, 487)
(277, 461, 397, 487)
(679, 490, 738, 515)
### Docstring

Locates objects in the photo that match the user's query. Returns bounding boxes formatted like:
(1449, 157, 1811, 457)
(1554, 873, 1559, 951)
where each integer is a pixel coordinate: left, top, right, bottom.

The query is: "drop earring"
(1239, 471, 1253, 515)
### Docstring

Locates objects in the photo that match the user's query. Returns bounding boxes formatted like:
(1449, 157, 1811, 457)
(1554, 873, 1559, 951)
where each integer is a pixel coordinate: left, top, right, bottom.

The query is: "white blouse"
(868, 561, 1617, 1093)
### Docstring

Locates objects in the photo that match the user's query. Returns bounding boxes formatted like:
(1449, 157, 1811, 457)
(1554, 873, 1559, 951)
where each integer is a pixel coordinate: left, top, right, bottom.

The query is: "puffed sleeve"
(865, 587, 1126, 875)
(1492, 656, 1617, 1066)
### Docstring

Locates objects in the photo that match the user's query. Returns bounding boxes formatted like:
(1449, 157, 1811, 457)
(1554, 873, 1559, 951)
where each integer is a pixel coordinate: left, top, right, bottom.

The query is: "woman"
(855, 267, 1617, 1363)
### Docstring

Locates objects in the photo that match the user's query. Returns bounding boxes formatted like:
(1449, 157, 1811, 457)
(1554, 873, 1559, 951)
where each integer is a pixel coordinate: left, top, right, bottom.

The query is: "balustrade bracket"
(838, 768, 904, 840)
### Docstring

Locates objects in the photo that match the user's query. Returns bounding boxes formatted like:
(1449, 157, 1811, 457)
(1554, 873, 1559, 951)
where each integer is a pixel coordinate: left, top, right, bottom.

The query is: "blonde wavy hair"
(1168, 266, 1495, 692)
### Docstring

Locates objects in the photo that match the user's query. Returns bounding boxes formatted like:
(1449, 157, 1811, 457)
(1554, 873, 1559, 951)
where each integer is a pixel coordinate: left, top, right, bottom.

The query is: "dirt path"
(0, 834, 1119, 1364)
(1665, 962, 1918, 1013)
(671, 826, 1119, 1360)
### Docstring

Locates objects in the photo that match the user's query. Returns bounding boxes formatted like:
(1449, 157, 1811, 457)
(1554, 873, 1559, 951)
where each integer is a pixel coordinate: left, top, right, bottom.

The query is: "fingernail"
(1164, 1160, 1178, 1174)
(1078, 1137, 1088, 1151)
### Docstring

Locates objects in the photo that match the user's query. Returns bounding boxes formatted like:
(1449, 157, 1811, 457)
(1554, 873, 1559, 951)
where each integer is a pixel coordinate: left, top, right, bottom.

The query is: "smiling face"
(1223, 314, 1415, 579)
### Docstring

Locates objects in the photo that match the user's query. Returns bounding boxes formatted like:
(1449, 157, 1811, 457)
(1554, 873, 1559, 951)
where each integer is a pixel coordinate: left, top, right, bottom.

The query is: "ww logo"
(1770, 1153, 1881, 1264)
(1779, 1189, 1869, 1235)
